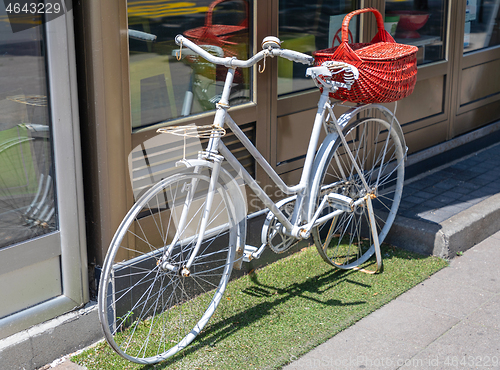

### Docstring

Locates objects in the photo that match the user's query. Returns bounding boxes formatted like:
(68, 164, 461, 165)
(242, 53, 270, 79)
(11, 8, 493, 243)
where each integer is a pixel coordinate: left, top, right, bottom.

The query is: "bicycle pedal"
(327, 193, 354, 212)
(242, 245, 259, 262)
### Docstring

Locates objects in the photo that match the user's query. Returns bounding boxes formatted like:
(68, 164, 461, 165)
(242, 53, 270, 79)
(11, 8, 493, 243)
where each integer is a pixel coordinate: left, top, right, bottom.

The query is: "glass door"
(0, 14, 56, 251)
(385, 0, 447, 66)
(127, 0, 256, 210)
(463, 0, 500, 52)
(453, 0, 500, 136)
(274, 0, 359, 184)
(278, 0, 359, 96)
(379, 0, 452, 155)
(0, 5, 87, 338)
(274, 0, 454, 174)
(127, 0, 252, 129)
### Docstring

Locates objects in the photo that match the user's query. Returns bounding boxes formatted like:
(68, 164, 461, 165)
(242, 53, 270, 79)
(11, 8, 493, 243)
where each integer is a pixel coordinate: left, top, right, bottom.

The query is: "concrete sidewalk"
(285, 231, 500, 370)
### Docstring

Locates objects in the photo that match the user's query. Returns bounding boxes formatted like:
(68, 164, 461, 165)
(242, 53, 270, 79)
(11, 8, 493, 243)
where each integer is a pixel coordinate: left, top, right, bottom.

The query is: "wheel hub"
(158, 257, 181, 274)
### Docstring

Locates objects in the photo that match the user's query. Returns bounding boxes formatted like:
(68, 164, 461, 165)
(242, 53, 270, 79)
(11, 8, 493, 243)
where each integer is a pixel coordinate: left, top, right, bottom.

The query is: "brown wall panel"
(275, 102, 352, 171)
(395, 75, 445, 125)
(403, 120, 448, 155)
(276, 108, 322, 165)
(278, 168, 302, 189)
(460, 59, 500, 106)
(454, 100, 500, 136)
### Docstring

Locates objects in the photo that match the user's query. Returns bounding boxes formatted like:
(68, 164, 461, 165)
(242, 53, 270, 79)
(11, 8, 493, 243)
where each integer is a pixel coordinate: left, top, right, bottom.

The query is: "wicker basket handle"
(205, 0, 249, 28)
(341, 7, 386, 43)
(332, 28, 353, 48)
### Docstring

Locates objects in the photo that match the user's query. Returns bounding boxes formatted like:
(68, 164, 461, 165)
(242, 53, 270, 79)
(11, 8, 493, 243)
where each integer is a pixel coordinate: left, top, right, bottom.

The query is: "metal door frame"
(0, 8, 88, 339)
(450, 0, 500, 137)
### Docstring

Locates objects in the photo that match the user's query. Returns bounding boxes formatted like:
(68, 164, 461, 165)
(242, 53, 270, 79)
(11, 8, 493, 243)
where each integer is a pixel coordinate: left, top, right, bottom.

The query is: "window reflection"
(128, 0, 251, 129)
(386, 0, 448, 65)
(0, 13, 57, 248)
(278, 1, 357, 96)
(464, 0, 500, 53)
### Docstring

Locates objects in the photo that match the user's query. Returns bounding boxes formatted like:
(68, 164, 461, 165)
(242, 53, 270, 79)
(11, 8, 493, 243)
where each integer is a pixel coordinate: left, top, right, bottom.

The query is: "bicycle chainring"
(261, 199, 299, 254)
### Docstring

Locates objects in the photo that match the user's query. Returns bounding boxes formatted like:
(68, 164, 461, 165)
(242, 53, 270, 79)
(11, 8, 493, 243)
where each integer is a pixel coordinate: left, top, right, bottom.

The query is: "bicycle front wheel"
(311, 116, 405, 269)
(98, 172, 237, 364)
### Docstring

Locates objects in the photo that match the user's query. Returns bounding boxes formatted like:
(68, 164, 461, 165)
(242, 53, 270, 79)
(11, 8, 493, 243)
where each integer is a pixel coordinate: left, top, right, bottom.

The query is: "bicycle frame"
(167, 72, 337, 272)
(215, 72, 332, 220)
(164, 35, 405, 272)
(219, 94, 329, 233)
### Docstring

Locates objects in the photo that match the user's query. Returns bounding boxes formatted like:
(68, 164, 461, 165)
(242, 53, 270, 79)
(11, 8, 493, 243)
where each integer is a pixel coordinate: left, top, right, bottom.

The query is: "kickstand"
(354, 195, 383, 274)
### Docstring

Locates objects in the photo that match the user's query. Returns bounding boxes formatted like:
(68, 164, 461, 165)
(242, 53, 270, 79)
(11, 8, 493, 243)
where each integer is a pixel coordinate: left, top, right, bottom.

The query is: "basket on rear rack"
(313, 8, 418, 104)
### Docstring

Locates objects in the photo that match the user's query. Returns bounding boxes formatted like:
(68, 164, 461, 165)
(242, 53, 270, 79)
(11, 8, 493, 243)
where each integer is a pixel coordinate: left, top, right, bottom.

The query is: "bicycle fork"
(160, 155, 224, 276)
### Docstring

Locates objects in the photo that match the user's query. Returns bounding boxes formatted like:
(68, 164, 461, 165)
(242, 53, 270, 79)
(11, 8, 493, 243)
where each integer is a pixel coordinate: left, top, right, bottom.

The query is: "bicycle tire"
(309, 115, 405, 269)
(98, 171, 237, 364)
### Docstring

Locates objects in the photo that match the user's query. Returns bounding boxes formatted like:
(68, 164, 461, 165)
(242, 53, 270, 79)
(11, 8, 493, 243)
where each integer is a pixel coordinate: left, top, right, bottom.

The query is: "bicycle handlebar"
(175, 34, 314, 68)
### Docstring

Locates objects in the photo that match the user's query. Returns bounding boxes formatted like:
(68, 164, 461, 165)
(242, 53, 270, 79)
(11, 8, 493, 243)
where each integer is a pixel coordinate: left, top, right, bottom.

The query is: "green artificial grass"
(73, 244, 447, 370)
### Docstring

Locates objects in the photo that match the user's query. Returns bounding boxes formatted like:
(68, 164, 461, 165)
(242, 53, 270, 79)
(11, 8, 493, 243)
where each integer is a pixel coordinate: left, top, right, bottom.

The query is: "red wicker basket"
(183, 0, 249, 83)
(313, 8, 418, 104)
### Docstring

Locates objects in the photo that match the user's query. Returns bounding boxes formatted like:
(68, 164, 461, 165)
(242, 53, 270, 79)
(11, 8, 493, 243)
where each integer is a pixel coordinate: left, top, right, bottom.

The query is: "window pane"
(278, 1, 358, 96)
(128, 0, 252, 129)
(0, 20, 57, 248)
(464, 0, 500, 53)
(386, 0, 448, 65)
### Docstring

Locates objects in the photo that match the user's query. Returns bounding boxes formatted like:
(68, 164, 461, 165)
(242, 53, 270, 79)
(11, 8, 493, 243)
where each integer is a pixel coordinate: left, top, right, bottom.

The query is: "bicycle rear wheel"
(98, 172, 237, 364)
(311, 116, 405, 269)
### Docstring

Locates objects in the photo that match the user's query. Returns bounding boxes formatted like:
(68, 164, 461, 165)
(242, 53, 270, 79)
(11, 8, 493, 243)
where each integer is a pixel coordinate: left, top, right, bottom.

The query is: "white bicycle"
(98, 34, 406, 364)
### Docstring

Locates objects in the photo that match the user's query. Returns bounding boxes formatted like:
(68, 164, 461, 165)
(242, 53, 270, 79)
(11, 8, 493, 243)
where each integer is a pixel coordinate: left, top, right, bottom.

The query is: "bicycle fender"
(306, 132, 338, 220)
(307, 105, 406, 220)
(177, 159, 247, 270)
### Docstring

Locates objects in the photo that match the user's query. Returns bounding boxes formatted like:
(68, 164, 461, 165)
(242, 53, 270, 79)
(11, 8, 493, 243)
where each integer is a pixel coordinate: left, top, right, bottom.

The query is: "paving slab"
(0, 335, 33, 370)
(0, 303, 99, 370)
(387, 143, 500, 258)
(286, 300, 460, 370)
(395, 277, 492, 319)
(31, 305, 100, 369)
(387, 183, 500, 259)
(402, 294, 500, 369)
(435, 236, 500, 294)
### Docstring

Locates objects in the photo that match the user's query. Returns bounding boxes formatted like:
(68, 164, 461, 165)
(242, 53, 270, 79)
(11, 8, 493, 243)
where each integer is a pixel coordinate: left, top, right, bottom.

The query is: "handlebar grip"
(277, 49, 314, 65)
(128, 29, 157, 42)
